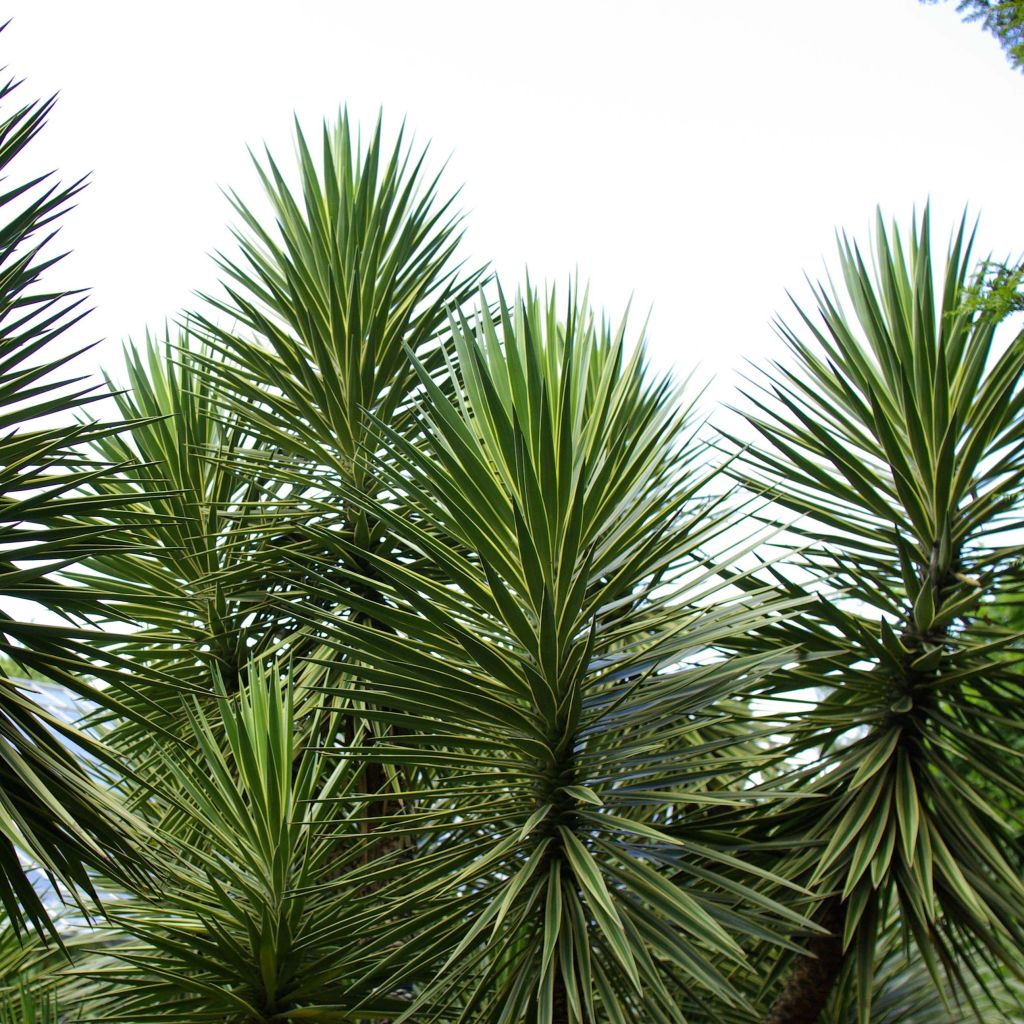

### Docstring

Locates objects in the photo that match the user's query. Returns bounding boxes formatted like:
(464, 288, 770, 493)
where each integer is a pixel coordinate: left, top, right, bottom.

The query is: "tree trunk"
(763, 897, 845, 1024)
(553, 968, 590, 1024)
(552, 970, 570, 1024)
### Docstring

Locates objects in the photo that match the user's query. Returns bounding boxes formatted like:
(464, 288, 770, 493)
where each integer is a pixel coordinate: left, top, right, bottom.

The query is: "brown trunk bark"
(762, 897, 845, 1024)
(552, 966, 592, 1024)
(552, 969, 570, 1024)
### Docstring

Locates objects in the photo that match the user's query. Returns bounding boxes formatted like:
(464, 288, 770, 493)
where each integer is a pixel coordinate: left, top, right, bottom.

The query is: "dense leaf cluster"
(1, 46, 1024, 1024)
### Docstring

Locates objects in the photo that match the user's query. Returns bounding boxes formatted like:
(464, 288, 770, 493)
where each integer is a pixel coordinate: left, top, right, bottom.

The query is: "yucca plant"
(822, 913, 1024, 1023)
(269, 288, 816, 1022)
(0, 55, 167, 940)
(46, 116, 813, 1020)
(4, 39, 1024, 1023)
(729, 209, 1024, 1023)
(0, 916, 65, 1022)
(63, 664, 418, 1023)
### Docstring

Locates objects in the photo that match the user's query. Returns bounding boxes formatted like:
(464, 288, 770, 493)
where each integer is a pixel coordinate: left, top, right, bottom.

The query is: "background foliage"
(924, 0, 1024, 70)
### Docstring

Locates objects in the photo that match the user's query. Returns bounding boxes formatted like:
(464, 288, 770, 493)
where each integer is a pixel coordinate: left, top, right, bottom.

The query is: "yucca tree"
(3, 58, 1024, 1024)
(0, 59, 166, 940)
(822, 912, 1024, 1023)
(273, 288, 819, 1022)
(64, 666, 419, 1022)
(34, 117, 812, 1022)
(60, 332, 312, 786)
(729, 209, 1024, 1023)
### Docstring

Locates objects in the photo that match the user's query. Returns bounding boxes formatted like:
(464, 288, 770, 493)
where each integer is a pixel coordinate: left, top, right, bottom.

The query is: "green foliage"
(280, 288, 808, 1021)
(0, 919, 65, 1023)
(67, 667, 412, 1022)
(923, 0, 1024, 70)
(730, 208, 1024, 1022)
(0, 58, 158, 940)
(190, 113, 486, 491)
(822, 914, 1024, 1022)
(3, 39, 1024, 1024)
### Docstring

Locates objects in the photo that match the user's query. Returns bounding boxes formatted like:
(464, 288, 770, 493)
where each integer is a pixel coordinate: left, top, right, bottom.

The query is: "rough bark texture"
(762, 897, 845, 1024)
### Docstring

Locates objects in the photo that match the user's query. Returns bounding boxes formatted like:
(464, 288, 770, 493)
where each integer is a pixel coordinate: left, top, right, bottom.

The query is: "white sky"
(4, 0, 1024, 409)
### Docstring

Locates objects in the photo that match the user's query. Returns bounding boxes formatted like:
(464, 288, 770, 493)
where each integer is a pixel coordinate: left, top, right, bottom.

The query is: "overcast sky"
(5, 1, 1023, 407)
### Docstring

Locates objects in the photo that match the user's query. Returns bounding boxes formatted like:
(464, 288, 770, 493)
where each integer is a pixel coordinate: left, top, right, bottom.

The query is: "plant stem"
(762, 897, 845, 1024)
